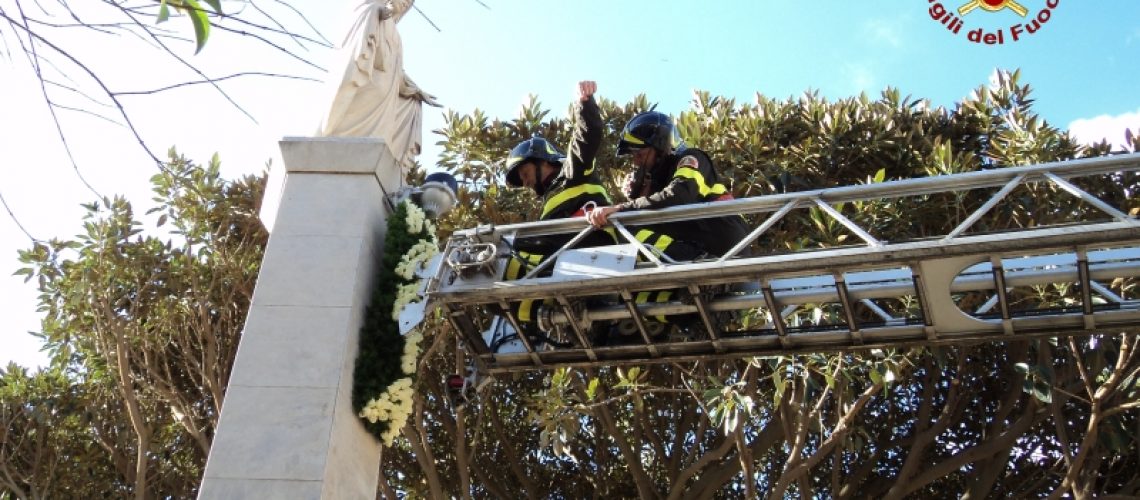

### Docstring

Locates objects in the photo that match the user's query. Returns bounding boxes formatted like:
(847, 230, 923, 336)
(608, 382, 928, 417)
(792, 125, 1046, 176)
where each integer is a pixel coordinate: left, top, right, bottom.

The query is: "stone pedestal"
(199, 137, 400, 499)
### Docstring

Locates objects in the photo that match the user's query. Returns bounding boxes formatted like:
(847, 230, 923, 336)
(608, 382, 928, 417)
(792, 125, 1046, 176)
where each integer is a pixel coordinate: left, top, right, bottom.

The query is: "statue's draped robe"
(319, 0, 437, 170)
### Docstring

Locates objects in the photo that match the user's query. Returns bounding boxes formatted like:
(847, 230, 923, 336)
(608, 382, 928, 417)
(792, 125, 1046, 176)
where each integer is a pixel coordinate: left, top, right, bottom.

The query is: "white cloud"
(1067, 108, 1140, 149)
(845, 63, 877, 94)
(863, 18, 904, 48)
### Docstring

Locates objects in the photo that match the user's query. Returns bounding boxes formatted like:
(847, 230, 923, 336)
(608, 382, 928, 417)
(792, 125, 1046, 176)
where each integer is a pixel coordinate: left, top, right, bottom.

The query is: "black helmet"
(505, 134, 565, 187)
(616, 111, 684, 156)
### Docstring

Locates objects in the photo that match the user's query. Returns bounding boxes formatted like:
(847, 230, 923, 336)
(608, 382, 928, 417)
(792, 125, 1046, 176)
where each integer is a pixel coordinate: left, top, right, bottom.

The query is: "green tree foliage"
(3, 151, 267, 498)
(388, 69, 1139, 498)
(4, 70, 1136, 499)
(0, 364, 124, 498)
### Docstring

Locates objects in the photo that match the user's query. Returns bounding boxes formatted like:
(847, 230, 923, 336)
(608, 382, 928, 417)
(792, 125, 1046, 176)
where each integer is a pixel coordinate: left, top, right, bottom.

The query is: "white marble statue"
(318, 0, 440, 171)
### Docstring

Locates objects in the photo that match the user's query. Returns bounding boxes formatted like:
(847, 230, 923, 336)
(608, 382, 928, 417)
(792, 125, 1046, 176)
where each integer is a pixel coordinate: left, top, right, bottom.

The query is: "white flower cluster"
(392, 239, 439, 321)
(404, 203, 434, 235)
(358, 377, 415, 445)
(391, 282, 421, 321)
(394, 240, 439, 281)
(401, 331, 423, 375)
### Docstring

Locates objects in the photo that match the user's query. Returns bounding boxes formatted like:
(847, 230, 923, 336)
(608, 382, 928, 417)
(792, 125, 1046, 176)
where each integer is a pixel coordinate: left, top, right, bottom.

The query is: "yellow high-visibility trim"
(600, 227, 619, 246)
(518, 299, 535, 322)
(654, 290, 673, 322)
(623, 131, 646, 145)
(507, 251, 545, 322)
(674, 166, 728, 198)
(506, 257, 522, 280)
(505, 252, 543, 280)
(633, 289, 675, 322)
(635, 229, 674, 252)
(541, 183, 612, 218)
(518, 298, 554, 323)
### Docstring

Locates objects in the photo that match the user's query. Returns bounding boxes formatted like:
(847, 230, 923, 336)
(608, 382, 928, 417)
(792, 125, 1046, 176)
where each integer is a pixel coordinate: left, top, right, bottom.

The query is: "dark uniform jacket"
(539, 95, 610, 220)
(507, 96, 612, 321)
(513, 96, 615, 255)
(526, 96, 699, 260)
(617, 148, 750, 257)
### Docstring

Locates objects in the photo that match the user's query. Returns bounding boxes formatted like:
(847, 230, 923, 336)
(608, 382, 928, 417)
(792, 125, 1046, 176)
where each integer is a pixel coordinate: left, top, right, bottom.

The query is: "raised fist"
(578, 80, 597, 101)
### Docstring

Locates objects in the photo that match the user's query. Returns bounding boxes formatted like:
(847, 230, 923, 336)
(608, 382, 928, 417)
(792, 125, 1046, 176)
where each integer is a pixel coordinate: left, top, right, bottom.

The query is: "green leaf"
(703, 387, 721, 401)
(1032, 380, 1052, 404)
(184, 0, 211, 54)
(1038, 360, 1055, 385)
(14, 267, 34, 283)
(873, 168, 885, 183)
(157, 0, 171, 23)
(724, 412, 739, 433)
(805, 374, 820, 391)
(202, 0, 222, 12)
(1099, 418, 1131, 452)
(585, 378, 599, 401)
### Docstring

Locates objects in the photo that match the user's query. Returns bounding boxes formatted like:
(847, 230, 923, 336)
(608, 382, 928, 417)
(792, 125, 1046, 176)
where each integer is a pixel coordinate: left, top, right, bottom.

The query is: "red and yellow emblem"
(958, 0, 1028, 17)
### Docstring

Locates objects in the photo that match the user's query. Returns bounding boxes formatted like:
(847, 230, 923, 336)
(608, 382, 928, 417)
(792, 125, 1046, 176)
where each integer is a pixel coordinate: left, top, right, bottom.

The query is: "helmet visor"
(505, 158, 529, 187)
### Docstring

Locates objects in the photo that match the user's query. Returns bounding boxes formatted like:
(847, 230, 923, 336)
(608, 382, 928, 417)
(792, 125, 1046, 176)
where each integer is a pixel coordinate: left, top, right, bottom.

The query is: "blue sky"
(2, 0, 1137, 368)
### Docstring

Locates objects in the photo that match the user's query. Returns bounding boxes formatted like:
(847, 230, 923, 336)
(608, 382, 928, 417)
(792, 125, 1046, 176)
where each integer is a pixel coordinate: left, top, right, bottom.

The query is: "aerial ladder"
(402, 153, 1140, 376)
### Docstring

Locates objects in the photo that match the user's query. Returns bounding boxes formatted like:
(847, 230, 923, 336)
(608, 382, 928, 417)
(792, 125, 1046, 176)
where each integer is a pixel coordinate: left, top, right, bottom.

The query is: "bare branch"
(44, 78, 116, 110)
(210, 23, 326, 72)
(50, 102, 124, 126)
(410, 3, 440, 32)
(769, 380, 882, 499)
(107, 5, 259, 123)
(1101, 399, 1140, 419)
(245, 0, 328, 51)
(7, 2, 103, 197)
(897, 398, 1043, 499)
(0, 189, 40, 242)
(112, 71, 319, 96)
(668, 436, 733, 499)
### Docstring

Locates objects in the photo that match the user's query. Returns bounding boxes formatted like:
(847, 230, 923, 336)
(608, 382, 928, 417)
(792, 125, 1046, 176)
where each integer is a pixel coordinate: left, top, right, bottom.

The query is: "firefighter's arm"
(619, 155, 704, 210)
(588, 171, 699, 228)
(587, 177, 697, 227)
(563, 81, 602, 181)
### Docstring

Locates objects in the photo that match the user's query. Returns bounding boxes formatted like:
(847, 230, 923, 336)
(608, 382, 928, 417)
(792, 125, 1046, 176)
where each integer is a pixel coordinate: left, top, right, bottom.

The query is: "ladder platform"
(411, 153, 1140, 373)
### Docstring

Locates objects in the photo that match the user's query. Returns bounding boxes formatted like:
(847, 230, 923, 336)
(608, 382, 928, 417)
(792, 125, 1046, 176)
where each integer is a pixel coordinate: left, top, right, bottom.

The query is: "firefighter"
(499, 81, 609, 325)
(585, 111, 750, 258)
(504, 83, 701, 259)
(503, 83, 614, 249)
(501, 82, 698, 340)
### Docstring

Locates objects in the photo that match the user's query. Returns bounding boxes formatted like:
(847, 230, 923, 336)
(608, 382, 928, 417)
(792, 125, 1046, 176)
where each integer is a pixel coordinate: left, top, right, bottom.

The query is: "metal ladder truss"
(406, 153, 1140, 374)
